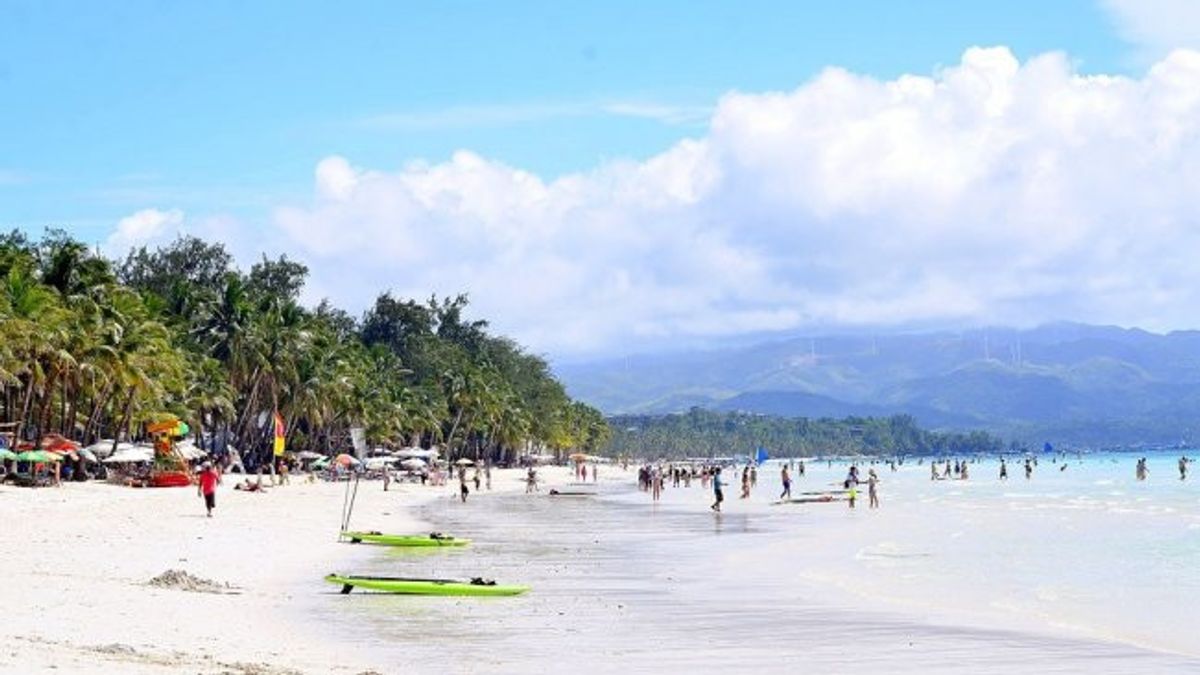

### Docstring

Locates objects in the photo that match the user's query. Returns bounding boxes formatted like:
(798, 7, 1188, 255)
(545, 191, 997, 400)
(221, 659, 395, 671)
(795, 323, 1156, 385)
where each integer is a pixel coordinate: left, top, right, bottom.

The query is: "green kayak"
(326, 574, 529, 596)
(341, 531, 470, 547)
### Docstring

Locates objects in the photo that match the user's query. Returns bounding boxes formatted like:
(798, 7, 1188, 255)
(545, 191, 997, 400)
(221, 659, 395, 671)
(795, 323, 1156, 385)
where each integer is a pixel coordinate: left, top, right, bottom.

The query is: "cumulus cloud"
(1103, 0, 1200, 62)
(167, 46, 1200, 356)
(104, 208, 185, 255)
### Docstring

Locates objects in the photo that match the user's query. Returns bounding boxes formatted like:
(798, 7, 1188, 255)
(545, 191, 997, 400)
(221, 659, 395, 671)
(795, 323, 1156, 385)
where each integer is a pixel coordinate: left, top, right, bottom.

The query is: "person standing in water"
(780, 464, 792, 500)
(711, 467, 725, 512)
(867, 468, 880, 509)
(1179, 456, 1188, 481)
(999, 459, 1008, 480)
(1024, 458, 1033, 479)
(845, 466, 859, 509)
(197, 462, 221, 518)
(798, 460, 805, 477)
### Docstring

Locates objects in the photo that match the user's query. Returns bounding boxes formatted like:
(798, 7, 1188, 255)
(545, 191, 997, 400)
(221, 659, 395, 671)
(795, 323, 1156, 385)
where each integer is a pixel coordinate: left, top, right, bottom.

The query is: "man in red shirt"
(198, 462, 221, 517)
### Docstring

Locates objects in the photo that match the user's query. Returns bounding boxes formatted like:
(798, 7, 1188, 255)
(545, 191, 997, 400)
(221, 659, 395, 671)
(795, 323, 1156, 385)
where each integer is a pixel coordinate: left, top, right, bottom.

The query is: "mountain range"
(554, 323, 1200, 446)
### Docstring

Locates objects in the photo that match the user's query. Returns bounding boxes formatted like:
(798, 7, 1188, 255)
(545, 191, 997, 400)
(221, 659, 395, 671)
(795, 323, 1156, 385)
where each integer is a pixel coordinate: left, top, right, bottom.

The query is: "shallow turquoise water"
(316, 452, 1200, 673)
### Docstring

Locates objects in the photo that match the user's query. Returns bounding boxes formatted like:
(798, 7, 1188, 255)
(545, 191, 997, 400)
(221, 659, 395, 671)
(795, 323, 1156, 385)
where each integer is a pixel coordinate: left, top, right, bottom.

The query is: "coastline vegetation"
(606, 408, 1005, 459)
(0, 230, 609, 468)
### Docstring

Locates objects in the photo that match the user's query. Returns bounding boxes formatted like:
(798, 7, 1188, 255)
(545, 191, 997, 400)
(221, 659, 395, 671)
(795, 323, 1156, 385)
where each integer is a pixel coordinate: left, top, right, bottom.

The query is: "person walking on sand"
(750, 465, 757, 488)
(740, 466, 751, 499)
(459, 466, 470, 503)
(798, 460, 805, 477)
(197, 462, 221, 517)
(525, 466, 538, 493)
(651, 465, 663, 501)
(485, 463, 492, 490)
(780, 464, 792, 500)
(473, 466, 481, 491)
(868, 469, 879, 509)
(382, 465, 392, 491)
(711, 467, 725, 512)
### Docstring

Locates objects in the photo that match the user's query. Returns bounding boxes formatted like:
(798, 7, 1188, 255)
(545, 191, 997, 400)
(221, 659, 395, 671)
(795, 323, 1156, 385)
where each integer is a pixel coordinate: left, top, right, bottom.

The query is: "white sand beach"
(0, 467, 571, 674)
(5, 458, 1199, 675)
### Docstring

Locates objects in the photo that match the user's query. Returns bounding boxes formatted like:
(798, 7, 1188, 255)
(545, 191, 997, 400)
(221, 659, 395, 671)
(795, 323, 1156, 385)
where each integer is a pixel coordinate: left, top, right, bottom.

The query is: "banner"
(273, 411, 286, 456)
(350, 427, 367, 458)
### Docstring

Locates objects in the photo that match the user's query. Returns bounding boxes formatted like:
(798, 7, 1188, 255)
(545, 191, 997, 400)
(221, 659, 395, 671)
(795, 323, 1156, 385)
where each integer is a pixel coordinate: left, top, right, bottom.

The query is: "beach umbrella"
(16, 450, 62, 463)
(103, 447, 155, 464)
(395, 448, 438, 460)
(400, 458, 426, 470)
(334, 453, 360, 467)
(363, 456, 395, 469)
(454, 458, 474, 466)
(39, 434, 80, 453)
(78, 448, 99, 463)
(0, 448, 17, 461)
(296, 450, 324, 460)
(84, 440, 137, 459)
(311, 457, 331, 469)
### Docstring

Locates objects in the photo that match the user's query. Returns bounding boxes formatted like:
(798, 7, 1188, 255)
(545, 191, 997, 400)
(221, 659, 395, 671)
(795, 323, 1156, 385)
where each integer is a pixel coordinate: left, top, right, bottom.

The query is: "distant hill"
(554, 323, 1200, 445)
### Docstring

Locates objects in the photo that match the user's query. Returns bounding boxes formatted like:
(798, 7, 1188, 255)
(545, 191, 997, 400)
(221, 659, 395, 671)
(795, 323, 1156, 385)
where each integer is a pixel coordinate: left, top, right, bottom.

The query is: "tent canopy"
(395, 448, 438, 460)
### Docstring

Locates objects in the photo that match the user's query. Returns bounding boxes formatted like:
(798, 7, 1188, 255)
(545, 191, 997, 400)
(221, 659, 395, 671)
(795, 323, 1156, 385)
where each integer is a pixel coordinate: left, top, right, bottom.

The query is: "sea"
(314, 450, 1200, 674)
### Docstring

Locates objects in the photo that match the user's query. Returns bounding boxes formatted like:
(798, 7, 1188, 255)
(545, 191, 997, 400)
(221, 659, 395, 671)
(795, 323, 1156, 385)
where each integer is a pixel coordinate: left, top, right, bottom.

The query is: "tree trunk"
(112, 388, 136, 456)
(443, 408, 465, 457)
(14, 374, 36, 445)
(83, 382, 114, 444)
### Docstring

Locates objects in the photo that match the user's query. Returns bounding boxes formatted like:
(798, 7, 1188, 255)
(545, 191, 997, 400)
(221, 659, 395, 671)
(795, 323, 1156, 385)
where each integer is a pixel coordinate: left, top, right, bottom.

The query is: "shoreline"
(4, 461, 1197, 673)
(0, 466, 564, 674)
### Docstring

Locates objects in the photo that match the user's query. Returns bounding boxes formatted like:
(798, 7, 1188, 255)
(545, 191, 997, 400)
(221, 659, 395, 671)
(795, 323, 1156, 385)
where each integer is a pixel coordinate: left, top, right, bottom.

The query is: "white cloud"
(104, 208, 185, 256)
(120, 46, 1200, 357)
(1102, 0, 1200, 62)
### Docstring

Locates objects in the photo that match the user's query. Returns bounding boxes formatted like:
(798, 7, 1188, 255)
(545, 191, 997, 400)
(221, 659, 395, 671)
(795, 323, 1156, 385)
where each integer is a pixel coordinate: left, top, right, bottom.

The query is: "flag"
(755, 447, 769, 465)
(273, 411, 286, 456)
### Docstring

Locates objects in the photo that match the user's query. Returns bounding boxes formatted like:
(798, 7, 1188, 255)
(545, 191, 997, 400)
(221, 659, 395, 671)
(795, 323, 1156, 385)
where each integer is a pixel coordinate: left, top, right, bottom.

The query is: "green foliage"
(606, 408, 1004, 459)
(0, 230, 605, 465)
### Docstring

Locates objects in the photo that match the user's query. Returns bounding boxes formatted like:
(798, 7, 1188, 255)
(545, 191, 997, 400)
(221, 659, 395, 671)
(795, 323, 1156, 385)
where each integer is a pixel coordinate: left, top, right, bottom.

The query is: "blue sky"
(2, 0, 1125, 235)
(4, 0, 1200, 358)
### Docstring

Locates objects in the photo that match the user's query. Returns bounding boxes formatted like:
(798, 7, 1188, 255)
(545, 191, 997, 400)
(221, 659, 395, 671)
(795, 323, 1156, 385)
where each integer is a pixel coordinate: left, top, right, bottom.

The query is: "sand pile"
(147, 569, 238, 594)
